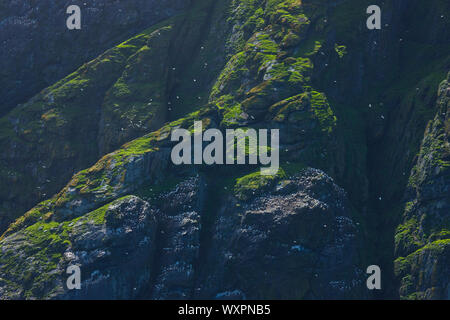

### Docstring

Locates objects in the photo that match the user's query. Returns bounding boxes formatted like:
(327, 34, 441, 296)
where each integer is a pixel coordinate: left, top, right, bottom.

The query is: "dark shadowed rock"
(151, 177, 204, 299)
(0, 195, 158, 299)
(197, 168, 366, 299)
(0, 0, 191, 116)
(0, 170, 366, 299)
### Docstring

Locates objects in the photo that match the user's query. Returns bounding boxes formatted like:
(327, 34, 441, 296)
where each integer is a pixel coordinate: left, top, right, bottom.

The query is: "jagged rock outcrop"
(395, 73, 450, 300)
(197, 168, 365, 299)
(149, 177, 206, 299)
(0, 195, 159, 299)
(0, 169, 365, 299)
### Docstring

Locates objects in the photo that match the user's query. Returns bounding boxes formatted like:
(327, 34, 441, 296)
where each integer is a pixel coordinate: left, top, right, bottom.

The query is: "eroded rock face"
(62, 195, 159, 299)
(0, 0, 225, 234)
(150, 177, 205, 299)
(0, 169, 366, 299)
(0, 195, 159, 299)
(0, 0, 449, 301)
(395, 73, 450, 300)
(198, 168, 365, 299)
(0, 0, 191, 116)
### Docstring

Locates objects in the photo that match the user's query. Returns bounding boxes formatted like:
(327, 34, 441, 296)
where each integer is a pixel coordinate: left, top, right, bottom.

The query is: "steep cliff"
(394, 73, 450, 300)
(0, 0, 224, 232)
(0, 170, 366, 299)
(0, 0, 191, 116)
(0, 0, 449, 299)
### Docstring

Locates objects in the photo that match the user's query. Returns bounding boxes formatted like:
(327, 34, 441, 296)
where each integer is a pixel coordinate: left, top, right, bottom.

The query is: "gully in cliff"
(171, 121, 280, 175)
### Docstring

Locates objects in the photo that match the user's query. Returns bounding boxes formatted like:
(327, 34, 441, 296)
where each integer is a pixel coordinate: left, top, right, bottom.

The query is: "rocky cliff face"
(0, 0, 191, 117)
(0, 170, 365, 299)
(394, 73, 450, 300)
(0, 0, 223, 232)
(0, 0, 449, 299)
